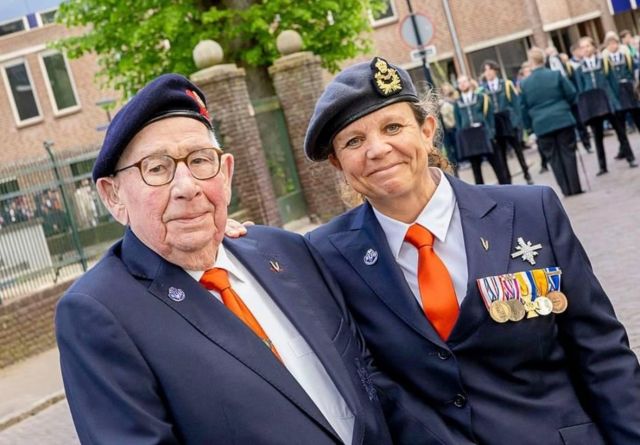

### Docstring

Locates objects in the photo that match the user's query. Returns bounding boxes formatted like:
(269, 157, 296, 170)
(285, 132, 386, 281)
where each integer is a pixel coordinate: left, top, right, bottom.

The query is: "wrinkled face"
(607, 40, 619, 53)
(97, 117, 233, 268)
(329, 102, 435, 209)
(483, 65, 497, 81)
(457, 76, 470, 92)
(580, 40, 595, 57)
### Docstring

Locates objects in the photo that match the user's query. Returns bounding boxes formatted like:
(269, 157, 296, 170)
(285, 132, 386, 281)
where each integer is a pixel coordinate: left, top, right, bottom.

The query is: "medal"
(517, 272, 539, 318)
(506, 298, 526, 322)
(489, 300, 511, 323)
(535, 296, 553, 316)
(547, 290, 568, 313)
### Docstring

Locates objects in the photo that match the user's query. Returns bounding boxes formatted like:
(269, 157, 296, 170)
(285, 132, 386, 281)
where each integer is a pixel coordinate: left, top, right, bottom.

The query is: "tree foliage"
(56, 0, 387, 97)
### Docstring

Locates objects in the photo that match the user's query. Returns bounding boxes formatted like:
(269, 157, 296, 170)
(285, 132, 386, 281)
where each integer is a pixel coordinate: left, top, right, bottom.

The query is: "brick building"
(365, 0, 619, 86)
(0, 0, 112, 173)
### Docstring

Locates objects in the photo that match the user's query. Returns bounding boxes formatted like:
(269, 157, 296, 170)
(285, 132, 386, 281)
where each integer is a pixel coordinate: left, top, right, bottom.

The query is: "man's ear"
(96, 177, 129, 225)
(328, 153, 343, 171)
(220, 153, 234, 206)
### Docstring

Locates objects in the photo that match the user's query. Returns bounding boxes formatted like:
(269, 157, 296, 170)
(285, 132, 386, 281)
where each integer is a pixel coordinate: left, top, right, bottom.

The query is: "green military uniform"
(453, 91, 509, 184)
(520, 66, 582, 196)
(576, 55, 636, 173)
(483, 78, 532, 183)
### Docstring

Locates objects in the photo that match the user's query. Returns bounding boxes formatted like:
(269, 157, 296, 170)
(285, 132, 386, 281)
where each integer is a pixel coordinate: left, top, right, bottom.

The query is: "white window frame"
(38, 49, 81, 116)
(0, 16, 29, 36)
(36, 8, 58, 27)
(369, 0, 398, 28)
(1, 58, 43, 127)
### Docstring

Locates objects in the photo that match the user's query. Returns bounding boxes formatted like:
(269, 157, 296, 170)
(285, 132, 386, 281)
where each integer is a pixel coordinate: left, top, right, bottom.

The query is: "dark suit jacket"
(520, 67, 577, 136)
(307, 176, 640, 445)
(56, 226, 396, 445)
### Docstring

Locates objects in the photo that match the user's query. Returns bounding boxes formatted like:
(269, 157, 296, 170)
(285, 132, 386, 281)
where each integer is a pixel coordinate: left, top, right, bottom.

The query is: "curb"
(0, 391, 66, 432)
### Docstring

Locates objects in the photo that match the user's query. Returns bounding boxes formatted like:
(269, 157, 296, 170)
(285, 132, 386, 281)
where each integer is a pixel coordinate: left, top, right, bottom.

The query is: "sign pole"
(405, 0, 434, 89)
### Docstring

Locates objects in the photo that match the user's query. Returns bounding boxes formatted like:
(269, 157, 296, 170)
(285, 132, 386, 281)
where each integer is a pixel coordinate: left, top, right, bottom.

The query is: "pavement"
(0, 131, 639, 444)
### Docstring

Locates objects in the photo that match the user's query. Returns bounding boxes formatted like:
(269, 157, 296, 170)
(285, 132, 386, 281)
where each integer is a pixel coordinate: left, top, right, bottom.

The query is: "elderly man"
(55, 74, 407, 445)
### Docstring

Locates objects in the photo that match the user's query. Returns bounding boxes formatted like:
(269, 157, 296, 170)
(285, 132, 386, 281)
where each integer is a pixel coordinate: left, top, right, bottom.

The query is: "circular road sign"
(400, 14, 434, 49)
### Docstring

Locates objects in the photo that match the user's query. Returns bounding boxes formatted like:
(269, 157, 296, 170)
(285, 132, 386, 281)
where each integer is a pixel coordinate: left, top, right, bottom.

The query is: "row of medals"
(489, 290, 568, 323)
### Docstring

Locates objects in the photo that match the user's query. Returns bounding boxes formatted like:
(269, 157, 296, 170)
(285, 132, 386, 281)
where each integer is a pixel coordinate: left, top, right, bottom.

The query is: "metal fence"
(0, 147, 124, 304)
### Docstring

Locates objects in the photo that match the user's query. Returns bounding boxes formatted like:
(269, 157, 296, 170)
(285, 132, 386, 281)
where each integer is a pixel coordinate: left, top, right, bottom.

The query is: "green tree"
(56, 0, 386, 98)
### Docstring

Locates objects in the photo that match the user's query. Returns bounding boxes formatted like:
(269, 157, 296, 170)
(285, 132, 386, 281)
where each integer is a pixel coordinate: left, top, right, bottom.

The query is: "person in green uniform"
(605, 32, 640, 162)
(481, 60, 533, 184)
(520, 47, 583, 196)
(576, 36, 637, 174)
(453, 75, 509, 185)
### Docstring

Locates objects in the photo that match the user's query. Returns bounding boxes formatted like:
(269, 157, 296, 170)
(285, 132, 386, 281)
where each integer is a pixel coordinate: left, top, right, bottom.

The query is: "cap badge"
(185, 89, 210, 120)
(371, 57, 403, 97)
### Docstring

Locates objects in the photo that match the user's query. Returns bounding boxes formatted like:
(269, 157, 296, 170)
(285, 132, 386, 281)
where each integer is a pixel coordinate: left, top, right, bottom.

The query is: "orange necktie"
(200, 268, 282, 361)
(405, 223, 459, 340)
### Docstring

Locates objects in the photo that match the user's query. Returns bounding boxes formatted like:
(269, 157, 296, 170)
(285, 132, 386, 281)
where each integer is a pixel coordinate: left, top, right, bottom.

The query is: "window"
(370, 0, 398, 27)
(0, 179, 19, 196)
(1, 59, 42, 126)
(39, 51, 80, 115)
(0, 17, 27, 37)
(38, 8, 57, 26)
(467, 38, 529, 81)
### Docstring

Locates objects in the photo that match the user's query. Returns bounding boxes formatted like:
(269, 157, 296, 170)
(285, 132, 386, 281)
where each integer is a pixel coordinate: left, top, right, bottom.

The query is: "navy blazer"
(307, 176, 640, 445)
(56, 226, 397, 444)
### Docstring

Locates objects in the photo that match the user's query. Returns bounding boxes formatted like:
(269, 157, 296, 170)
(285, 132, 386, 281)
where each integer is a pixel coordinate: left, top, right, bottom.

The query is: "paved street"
(0, 132, 638, 444)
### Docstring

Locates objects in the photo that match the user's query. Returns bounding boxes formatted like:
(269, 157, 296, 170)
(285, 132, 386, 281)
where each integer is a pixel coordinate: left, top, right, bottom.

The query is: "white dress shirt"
(461, 91, 474, 104)
(372, 169, 469, 306)
(487, 78, 499, 92)
(187, 245, 354, 445)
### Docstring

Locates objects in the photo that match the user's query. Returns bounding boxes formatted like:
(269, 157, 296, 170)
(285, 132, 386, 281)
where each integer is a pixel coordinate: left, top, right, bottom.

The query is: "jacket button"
(453, 394, 467, 408)
(437, 350, 451, 360)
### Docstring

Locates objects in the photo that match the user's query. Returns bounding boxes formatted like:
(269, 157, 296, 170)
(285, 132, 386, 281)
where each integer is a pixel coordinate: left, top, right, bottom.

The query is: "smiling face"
(96, 117, 234, 270)
(329, 101, 436, 222)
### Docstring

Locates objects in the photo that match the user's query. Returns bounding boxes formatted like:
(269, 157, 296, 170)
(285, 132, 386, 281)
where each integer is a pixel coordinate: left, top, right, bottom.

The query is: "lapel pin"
(363, 248, 378, 266)
(269, 260, 282, 273)
(510, 237, 542, 265)
(168, 286, 186, 302)
(480, 237, 490, 251)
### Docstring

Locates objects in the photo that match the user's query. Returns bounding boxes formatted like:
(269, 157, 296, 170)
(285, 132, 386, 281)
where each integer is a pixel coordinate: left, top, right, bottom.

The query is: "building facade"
(0, 0, 112, 172)
(366, 0, 619, 86)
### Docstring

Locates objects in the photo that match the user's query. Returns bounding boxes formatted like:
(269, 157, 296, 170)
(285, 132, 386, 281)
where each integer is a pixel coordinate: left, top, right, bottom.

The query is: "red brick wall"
(0, 24, 117, 164)
(0, 280, 72, 369)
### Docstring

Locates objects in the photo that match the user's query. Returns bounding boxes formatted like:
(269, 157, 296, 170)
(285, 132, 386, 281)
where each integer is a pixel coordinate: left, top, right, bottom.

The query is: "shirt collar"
(372, 169, 457, 259)
(185, 242, 248, 284)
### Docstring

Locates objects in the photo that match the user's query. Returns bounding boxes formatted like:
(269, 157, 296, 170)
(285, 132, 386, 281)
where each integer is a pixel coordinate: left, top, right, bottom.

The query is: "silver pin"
(168, 286, 185, 302)
(270, 260, 282, 273)
(510, 237, 542, 265)
(481, 237, 490, 251)
(363, 248, 378, 266)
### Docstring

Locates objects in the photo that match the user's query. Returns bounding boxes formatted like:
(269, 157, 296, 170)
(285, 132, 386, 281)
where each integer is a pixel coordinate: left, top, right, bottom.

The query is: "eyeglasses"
(113, 147, 223, 186)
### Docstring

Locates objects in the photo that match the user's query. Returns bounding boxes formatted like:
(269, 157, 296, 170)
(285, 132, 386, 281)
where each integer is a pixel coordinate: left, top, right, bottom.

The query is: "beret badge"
(371, 57, 403, 97)
(185, 89, 210, 120)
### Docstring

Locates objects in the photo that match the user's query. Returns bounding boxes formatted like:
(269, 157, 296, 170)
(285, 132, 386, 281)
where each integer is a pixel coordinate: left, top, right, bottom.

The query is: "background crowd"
(439, 29, 640, 195)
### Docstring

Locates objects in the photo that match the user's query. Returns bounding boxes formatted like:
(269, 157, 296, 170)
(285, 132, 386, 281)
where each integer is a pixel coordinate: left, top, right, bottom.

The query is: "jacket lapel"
(119, 229, 340, 441)
(447, 176, 514, 343)
(224, 235, 364, 444)
(328, 203, 447, 349)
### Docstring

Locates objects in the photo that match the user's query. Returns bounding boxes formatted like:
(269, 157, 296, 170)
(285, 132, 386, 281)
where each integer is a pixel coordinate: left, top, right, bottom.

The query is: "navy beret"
(92, 73, 212, 182)
(304, 57, 418, 161)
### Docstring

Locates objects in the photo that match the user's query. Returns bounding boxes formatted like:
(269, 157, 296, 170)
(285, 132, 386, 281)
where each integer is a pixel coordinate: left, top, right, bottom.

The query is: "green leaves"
(56, 0, 386, 97)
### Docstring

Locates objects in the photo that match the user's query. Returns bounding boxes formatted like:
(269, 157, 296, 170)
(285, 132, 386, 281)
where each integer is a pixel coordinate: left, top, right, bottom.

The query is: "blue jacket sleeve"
(56, 294, 179, 445)
(542, 188, 640, 444)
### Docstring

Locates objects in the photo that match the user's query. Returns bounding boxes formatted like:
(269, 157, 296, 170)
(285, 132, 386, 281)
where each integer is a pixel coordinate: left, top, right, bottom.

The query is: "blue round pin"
(168, 286, 185, 302)
(363, 248, 378, 266)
